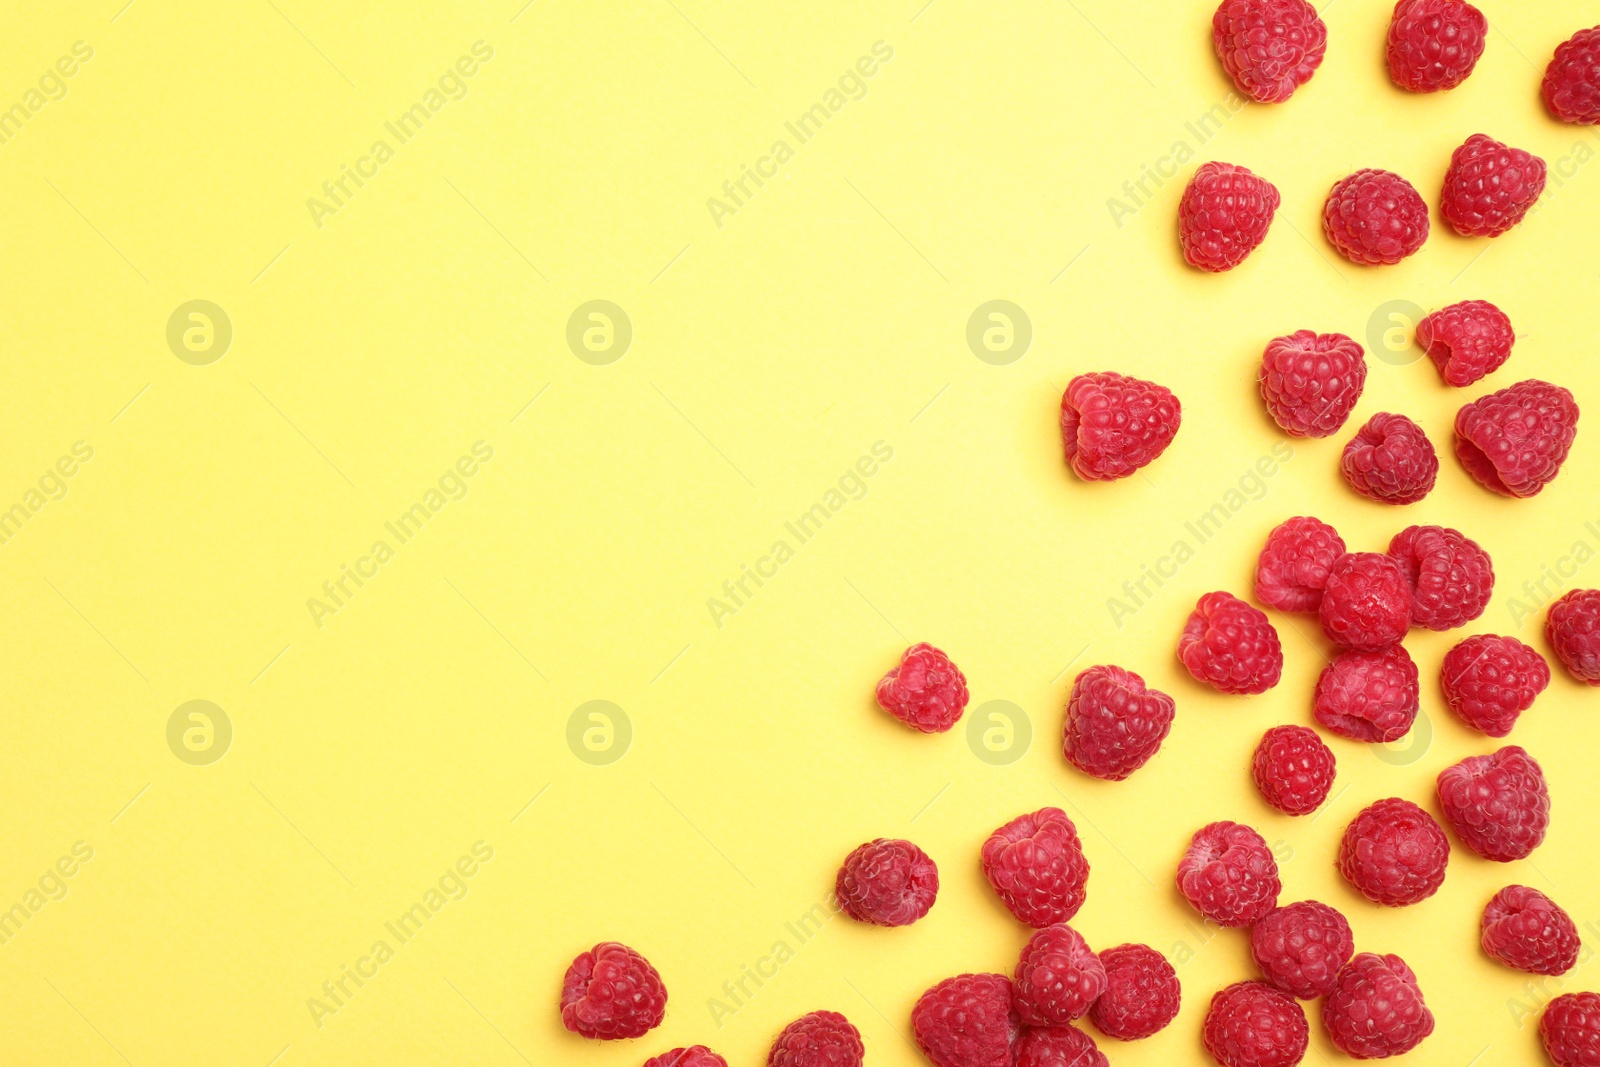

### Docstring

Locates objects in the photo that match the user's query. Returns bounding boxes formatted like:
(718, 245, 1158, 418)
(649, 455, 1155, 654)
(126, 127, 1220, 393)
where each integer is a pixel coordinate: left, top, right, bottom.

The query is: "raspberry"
(1436, 745, 1550, 862)
(1341, 413, 1438, 505)
(1482, 885, 1580, 976)
(1251, 901, 1355, 1000)
(647, 1048, 728, 1067)
(1089, 943, 1181, 1040)
(1059, 372, 1182, 481)
(1212, 0, 1327, 104)
(1252, 726, 1336, 816)
(1442, 634, 1550, 736)
(1178, 591, 1283, 694)
(1177, 821, 1281, 927)
(1544, 27, 1600, 125)
(1322, 169, 1430, 265)
(1386, 0, 1487, 92)
(560, 942, 667, 1040)
(768, 1011, 864, 1067)
(876, 643, 968, 733)
(835, 838, 938, 927)
(1259, 331, 1367, 439)
(1319, 552, 1412, 651)
(1015, 1026, 1107, 1067)
(1441, 134, 1548, 237)
(1388, 524, 1494, 631)
(1314, 646, 1419, 743)
(1543, 992, 1600, 1067)
(1548, 589, 1600, 685)
(1337, 798, 1449, 906)
(1062, 665, 1175, 781)
(1202, 981, 1308, 1067)
(1179, 162, 1281, 272)
(1455, 380, 1580, 497)
(1417, 299, 1515, 387)
(1013, 924, 1108, 1026)
(1254, 517, 1345, 614)
(1322, 953, 1435, 1059)
(912, 974, 1019, 1067)
(981, 807, 1090, 928)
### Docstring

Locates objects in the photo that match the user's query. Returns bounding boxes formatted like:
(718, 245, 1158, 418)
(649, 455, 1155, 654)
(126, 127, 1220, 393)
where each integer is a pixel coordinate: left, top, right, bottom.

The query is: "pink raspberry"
(1015, 1026, 1107, 1067)
(1255, 516, 1346, 613)
(1482, 885, 1580, 976)
(646, 1048, 728, 1067)
(1314, 646, 1419, 743)
(1252, 725, 1336, 816)
(1542, 992, 1600, 1067)
(1338, 799, 1448, 906)
(876, 643, 968, 732)
(1442, 133, 1547, 237)
(1178, 591, 1283, 694)
(1062, 665, 1175, 781)
(1202, 981, 1308, 1067)
(1387, 0, 1487, 92)
(1388, 524, 1493, 631)
(1548, 589, 1600, 685)
(1417, 299, 1515, 387)
(1323, 169, 1430, 265)
(1259, 331, 1367, 438)
(560, 942, 667, 1040)
(1544, 27, 1600, 125)
(912, 974, 1019, 1067)
(1436, 745, 1550, 862)
(1060, 372, 1182, 481)
(981, 808, 1089, 928)
(835, 838, 938, 927)
(1319, 552, 1412, 651)
(1455, 379, 1580, 498)
(1441, 634, 1550, 736)
(1089, 943, 1181, 1041)
(1177, 821, 1281, 928)
(1322, 954, 1435, 1059)
(1179, 162, 1281, 272)
(1013, 924, 1108, 1026)
(1212, 0, 1327, 103)
(1341, 412, 1438, 505)
(768, 1012, 864, 1067)
(1251, 901, 1354, 1000)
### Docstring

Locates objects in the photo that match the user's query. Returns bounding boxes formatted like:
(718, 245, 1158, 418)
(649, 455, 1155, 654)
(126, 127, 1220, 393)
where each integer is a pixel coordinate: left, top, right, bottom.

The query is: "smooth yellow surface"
(3, 1, 1599, 1064)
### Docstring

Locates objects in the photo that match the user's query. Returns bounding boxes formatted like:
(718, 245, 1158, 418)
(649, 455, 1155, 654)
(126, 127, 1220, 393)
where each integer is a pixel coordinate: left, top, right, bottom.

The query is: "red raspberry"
(1386, 0, 1487, 92)
(1062, 665, 1175, 781)
(1015, 1026, 1107, 1067)
(1388, 524, 1493, 631)
(835, 838, 938, 927)
(560, 942, 667, 1040)
(1179, 162, 1281, 272)
(1322, 169, 1429, 265)
(1202, 981, 1308, 1067)
(1322, 953, 1435, 1059)
(1013, 924, 1108, 1026)
(1544, 27, 1600, 125)
(1482, 885, 1580, 976)
(1442, 634, 1550, 736)
(1258, 331, 1367, 438)
(1089, 944, 1181, 1040)
(1436, 745, 1550, 862)
(1455, 380, 1580, 498)
(1059, 372, 1182, 481)
(1178, 591, 1283, 695)
(768, 1011, 864, 1067)
(981, 807, 1089, 928)
(1252, 725, 1336, 816)
(1255, 517, 1346, 615)
(1548, 589, 1600, 685)
(1341, 413, 1438, 505)
(876, 643, 968, 732)
(1212, 0, 1327, 104)
(1337, 798, 1449, 906)
(1417, 299, 1515, 387)
(1251, 901, 1355, 1000)
(1543, 992, 1600, 1067)
(1441, 134, 1548, 237)
(1319, 552, 1412, 651)
(646, 1048, 728, 1067)
(912, 974, 1019, 1067)
(1177, 821, 1281, 927)
(1314, 646, 1420, 743)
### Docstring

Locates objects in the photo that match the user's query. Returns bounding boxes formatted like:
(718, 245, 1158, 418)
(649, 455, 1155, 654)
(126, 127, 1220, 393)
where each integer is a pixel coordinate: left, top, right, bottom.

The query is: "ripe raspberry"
(1341, 413, 1438, 505)
(1259, 332, 1367, 439)
(1482, 885, 1580, 976)
(1202, 981, 1308, 1067)
(1319, 552, 1412, 651)
(1059, 372, 1182, 481)
(1178, 592, 1283, 694)
(1337, 798, 1449, 906)
(1212, 0, 1327, 104)
(1314, 646, 1420, 743)
(1544, 27, 1600, 125)
(1441, 134, 1548, 237)
(876, 643, 968, 733)
(1177, 821, 1281, 927)
(1322, 169, 1430, 265)
(1062, 665, 1175, 781)
(646, 1048, 728, 1067)
(981, 807, 1090, 928)
(1442, 634, 1550, 736)
(768, 1012, 864, 1067)
(1542, 992, 1600, 1067)
(1089, 944, 1181, 1041)
(835, 838, 938, 927)
(1252, 726, 1336, 816)
(1388, 524, 1493, 631)
(560, 942, 667, 1040)
(1436, 745, 1550, 861)
(1455, 380, 1580, 497)
(1322, 954, 1435, 1059)
(1179, 162, 1281, 272)
(912, 974, 1019, 1067)
(1251, 901, 1355, 1000)
(1548, 589, 1600, 685)
(1013, 924, 1108, 1026)
(1417, 299, 1515, 387)
(1255, 517, 1346, 614)
(1015, 1026, 1107, 1067)
(1386, 0, 1487, 92)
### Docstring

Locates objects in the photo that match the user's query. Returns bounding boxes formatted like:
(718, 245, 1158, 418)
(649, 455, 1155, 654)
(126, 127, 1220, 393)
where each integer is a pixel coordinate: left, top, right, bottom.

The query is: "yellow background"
(3, 1, 1598, 1064)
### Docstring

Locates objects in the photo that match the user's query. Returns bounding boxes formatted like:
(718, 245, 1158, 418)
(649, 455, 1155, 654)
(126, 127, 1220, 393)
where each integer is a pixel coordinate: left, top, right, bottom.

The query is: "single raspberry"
(1442, 634, 1551, 736)
(1417, 300, 1515, 387)
(1014, 1026, 1107, 1067)
(1319, 552, 1412, 651)
(1313, 646, 1419, 743)
(1338, 798, 1449, 906)
(1212, 0, 1327, 103)
(1059, 372, 1182, 481)
(1455, 380, 1580, 498)
(1177, 821, 1281, 927)
(1013, 924, 1108, 1026)
(1252, 726, 1336, 816)
(1322, 954, 1434, 1059)
(1259, 331, 1367, 438)
(1548, 589, 1600, 685)
(981, 807, 1090, 928)
(1178, 591, 1283, 694)
(1543, 992, 1600, 1067)
(560, 942, 667, 1040)
(912, 974, 1019, 1067)
(1441, 134, 1548, 237)
(1437, 745, 1550, 862)
(876, 643, 968, 732)
(1388, 524, 1494, 630)
(1202, 981, 1308, 1067)
(1062, 665, 1175, 781)
(768, 1011, 864, 1067)
(1482, 885, 1580, 976)
(1179, 162, 1281, 272)
(646, 1048, 728, 1067)
(1089, 944, 1181, 1040)
(1544, 27, 1600, 125)
(1251, 901, 1355, 1000)
(835, 838, 938, 927)
(1255, 516, 1346, 613)
(1341, 413, 1438, 505)
(1322, 169, 1430, 265)
(1386, 0, 1487, 92)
